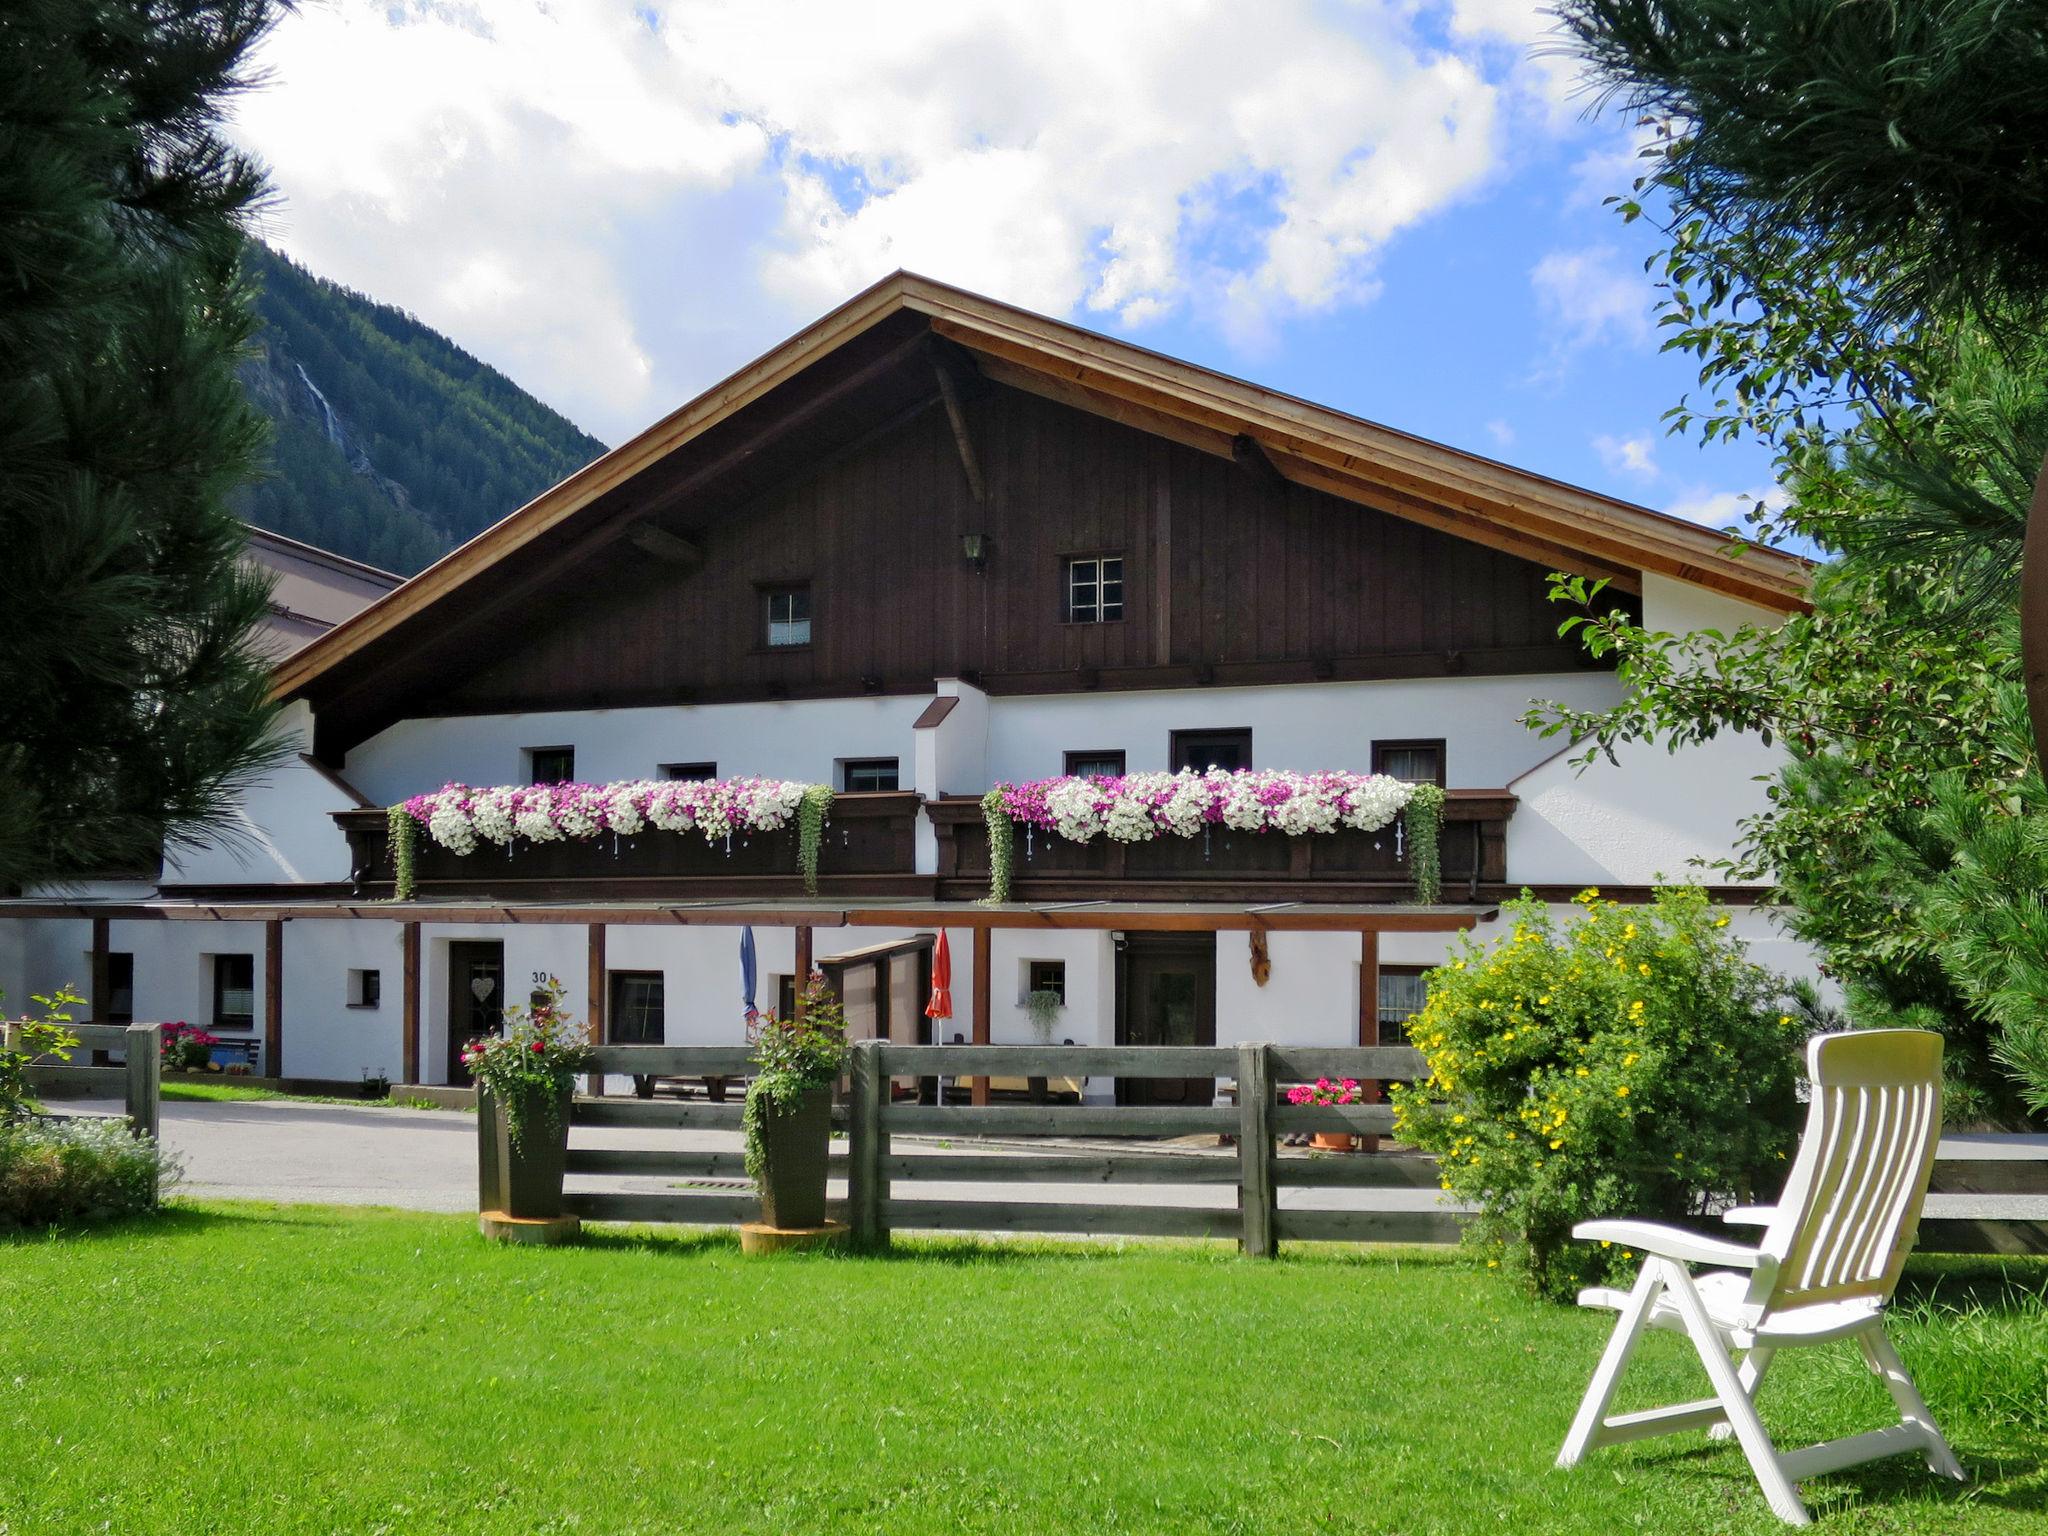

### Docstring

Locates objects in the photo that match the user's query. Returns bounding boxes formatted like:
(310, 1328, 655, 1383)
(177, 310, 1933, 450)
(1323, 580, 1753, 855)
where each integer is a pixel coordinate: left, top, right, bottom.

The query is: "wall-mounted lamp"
(960, 532, 989, 571)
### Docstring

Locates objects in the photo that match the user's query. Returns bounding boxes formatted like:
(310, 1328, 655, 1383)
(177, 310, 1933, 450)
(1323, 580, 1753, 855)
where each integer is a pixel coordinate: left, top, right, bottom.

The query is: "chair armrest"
(1571, 1219, 1761, 1268)
(1720, 1205, 1777, 1227)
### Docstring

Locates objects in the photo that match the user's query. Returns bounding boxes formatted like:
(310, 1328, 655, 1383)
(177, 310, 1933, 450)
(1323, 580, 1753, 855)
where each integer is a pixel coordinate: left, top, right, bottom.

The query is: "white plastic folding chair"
(1555, 1028, 1965, 1526)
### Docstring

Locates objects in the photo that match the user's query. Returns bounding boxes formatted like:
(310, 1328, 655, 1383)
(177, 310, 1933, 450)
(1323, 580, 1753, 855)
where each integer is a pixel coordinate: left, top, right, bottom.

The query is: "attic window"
(764, 584, 811, 648)
(1064, 556, 1123, 623)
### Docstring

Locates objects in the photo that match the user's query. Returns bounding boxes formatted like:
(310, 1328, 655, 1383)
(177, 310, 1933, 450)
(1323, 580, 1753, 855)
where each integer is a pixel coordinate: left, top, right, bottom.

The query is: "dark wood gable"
(398, 378, 1617, 723)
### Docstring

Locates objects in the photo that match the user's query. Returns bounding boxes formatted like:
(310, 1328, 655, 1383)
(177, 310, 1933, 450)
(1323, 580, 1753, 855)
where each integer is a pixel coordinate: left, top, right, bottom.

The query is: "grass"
(159, 1082, 402, 1107)
(0, 1205, 2043, 1535)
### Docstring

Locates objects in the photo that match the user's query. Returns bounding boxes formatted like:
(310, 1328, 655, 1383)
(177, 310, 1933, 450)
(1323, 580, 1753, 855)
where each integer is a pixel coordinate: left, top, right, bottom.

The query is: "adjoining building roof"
(270, 271, 1812, 706)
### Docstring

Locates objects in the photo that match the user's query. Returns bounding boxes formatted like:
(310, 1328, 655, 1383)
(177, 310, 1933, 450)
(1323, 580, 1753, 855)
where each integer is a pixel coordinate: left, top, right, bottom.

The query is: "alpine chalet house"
(0, 274, 1813, 1097)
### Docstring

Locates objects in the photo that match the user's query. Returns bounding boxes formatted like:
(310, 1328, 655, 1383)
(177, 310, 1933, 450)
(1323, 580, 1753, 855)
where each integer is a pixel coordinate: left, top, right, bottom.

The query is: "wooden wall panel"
(429, 380, 1614, 716)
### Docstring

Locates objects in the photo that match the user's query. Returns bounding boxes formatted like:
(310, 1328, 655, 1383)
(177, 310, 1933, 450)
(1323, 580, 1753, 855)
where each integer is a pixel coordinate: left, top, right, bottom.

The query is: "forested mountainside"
(233, 244, 609, 574)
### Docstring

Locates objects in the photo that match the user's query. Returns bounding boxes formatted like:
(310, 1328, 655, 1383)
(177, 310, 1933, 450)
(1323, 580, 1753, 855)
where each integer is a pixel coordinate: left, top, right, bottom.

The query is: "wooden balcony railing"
(925, 790, 1515, 903)
(335, 791, 928, 901)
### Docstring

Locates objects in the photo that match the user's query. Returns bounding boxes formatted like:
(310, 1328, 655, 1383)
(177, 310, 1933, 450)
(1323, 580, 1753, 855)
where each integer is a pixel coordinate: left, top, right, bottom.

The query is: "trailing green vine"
(387, 804, 418, 901)
(796, 784, 834, 895)
(980, 787, 1015, 904)
(1405, 782, 1445, 905)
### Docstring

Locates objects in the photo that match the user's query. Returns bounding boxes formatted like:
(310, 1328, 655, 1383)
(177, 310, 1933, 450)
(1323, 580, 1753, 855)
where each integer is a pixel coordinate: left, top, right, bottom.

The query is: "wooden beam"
(1358, 930, 1381, 1154)
(931, 345, 987, 502)
(263, 918, 284, 1080)
(586, 923, 607, 1097)
(971, 925, 992, 1107)
(969, 351, 1240, 461)
(401, 921, 421, 1085)
(1233, 432, 1288, 490)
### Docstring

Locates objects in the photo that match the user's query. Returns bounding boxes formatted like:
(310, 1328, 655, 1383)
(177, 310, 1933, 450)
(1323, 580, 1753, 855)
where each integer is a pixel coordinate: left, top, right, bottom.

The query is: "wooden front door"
(1118, 936, 1217, 1107)
(446, 941, 505, 1084)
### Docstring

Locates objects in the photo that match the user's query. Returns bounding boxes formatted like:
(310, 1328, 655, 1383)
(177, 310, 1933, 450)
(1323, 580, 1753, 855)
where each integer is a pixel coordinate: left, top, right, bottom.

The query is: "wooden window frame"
(1025, 959, 1067, 1003)
(1376, 964, 1433, 1046)
(660, 761, 718, 781)
(212, 952, 255, 1033)
(1371, 737, 1448, 788)
(1169, 728, 1253, 773)
(525, 745, 576, 785)
(840, 757, 900, 793)
(1061, 553, 1125, 625)
(608, 970, 666, 1046)
(759, 580, 813, 650)
(1063, 749, 1126, 779)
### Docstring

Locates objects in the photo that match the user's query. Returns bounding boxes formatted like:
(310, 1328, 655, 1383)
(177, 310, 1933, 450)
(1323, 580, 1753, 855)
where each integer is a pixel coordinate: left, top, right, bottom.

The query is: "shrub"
(1, 988, 82, 1119)
(0, 1116, 173, 1227)
(159, 1021, 217, 1071)
(1390, 887, 1807, 1301)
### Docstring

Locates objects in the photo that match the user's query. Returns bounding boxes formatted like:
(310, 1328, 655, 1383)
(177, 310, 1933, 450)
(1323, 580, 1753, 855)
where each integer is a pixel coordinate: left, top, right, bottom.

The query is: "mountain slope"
(234, 244, 609, 574)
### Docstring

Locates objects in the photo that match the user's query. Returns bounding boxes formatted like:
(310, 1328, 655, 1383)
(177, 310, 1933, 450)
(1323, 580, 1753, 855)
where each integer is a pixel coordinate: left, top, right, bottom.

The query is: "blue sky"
(233, 0, 1781, 532)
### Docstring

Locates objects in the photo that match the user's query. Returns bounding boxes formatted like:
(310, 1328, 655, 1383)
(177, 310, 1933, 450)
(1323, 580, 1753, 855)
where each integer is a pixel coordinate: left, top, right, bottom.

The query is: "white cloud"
(229, 0, 1546, 440)
(1528, 243, 1654, 373)
(1484, 417, 1515, 449)
(1592, 430, 1659, 481)
(1666, 483, 1791, 532)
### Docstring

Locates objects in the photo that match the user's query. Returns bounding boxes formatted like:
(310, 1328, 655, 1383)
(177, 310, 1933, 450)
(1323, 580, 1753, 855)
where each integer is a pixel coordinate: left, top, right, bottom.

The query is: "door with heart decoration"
(446, 940, 505, 1085)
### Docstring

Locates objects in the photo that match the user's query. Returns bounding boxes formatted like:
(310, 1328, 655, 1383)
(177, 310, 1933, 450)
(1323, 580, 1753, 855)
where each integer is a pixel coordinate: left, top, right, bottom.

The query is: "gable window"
(104, 952, 134, 1024)
(212, 954, 255, 1032)
(526, 746, 575, 785)
(1377, 966, 1432, 1047)
(764, 584, 812, 647)
(1063, 555, 1124, 623)
(661, 761, 718, 781)
(841, 758, 900, 793)
(1064, 750, 1126, 779)
(1372, 739, 1446, 787)
(1170, 728, 1252, 773)
(609, 971, 665, 1045)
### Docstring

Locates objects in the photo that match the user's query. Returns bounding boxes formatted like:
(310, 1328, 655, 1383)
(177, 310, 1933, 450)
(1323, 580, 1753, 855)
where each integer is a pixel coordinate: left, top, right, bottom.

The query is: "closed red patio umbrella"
(925, 930, 953, 1024)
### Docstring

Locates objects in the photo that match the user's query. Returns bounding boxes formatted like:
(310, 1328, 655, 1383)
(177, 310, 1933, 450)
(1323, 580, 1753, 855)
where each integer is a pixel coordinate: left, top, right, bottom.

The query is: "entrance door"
(1118, 936, 1217, 1106)
(446, 941, 505, 1084)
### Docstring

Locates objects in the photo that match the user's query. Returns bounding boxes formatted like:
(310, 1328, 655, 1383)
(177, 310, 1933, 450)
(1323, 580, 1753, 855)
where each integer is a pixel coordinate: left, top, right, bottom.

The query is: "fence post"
(1237, 1042, 1276, 1258)
(124, 1023, 161, 1145)
(848, 1039, 888, 1247)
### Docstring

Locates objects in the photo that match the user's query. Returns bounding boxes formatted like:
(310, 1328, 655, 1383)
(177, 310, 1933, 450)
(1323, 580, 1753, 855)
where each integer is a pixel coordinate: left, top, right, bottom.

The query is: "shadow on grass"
(1898, 1253, 2048, 1313)
(0, 1200, 367, 1249)
(1639, 1438, 2048, 1520)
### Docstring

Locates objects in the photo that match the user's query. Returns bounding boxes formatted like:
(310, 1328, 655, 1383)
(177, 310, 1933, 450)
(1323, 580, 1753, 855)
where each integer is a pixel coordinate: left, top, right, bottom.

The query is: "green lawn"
(159, 1082, 410, 1107)
(1, 1205, 2043, 1535)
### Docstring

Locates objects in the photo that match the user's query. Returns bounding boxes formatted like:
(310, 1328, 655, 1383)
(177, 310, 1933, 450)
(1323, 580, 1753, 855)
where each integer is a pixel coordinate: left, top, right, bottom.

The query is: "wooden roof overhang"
(268, 271, 1812, 755)
(0, 898, 1495, 933)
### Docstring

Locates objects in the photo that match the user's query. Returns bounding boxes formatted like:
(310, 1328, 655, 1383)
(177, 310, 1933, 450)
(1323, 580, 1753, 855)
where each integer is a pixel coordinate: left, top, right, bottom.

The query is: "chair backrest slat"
(1753, 1030, 1942, 1313)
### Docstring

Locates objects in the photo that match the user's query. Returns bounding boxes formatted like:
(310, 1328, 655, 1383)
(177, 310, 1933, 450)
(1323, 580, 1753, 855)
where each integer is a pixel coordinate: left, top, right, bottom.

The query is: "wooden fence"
(525, 1041, 2048, 1256)
(6, 1021, 163, 1143)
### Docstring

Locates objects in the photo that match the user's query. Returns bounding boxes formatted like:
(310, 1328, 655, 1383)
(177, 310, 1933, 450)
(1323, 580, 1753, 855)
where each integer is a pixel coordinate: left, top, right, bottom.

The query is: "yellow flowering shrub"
(1391, 886, 1805, 1301)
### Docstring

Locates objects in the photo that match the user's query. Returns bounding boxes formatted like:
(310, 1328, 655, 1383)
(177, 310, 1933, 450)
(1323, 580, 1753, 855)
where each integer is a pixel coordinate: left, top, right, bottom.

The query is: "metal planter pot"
(754, 1084, 833, 1229)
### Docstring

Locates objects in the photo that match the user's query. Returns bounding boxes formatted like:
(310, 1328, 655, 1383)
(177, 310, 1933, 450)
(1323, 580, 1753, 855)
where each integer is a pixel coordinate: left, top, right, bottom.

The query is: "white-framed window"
(1377, 967, 1432, 1046)
(1064, 555, 1124, 623)
(764, 585, 811, 647)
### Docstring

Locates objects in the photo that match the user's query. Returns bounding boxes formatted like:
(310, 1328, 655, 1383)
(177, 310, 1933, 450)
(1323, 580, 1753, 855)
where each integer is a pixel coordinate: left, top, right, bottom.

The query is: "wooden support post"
(263, 919, 284, 1081)
(1237, 1042, 1275, 1258)
(793, 925, 815, 1021)
(848, 1038, 889, 1247)
(586, 923, 607, 1097)
(971, 925, 992, 1107)
(88, 916, 111, 1021)
(1358, 930, 1381, 1154)
(124, 1023, 161, 1147)
(401, 922, 421, 1085)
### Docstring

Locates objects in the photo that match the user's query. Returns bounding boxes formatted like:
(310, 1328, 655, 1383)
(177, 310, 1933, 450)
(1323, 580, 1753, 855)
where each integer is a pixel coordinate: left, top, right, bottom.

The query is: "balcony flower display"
(386, 776, 834, 900)
(993, 769, 1414, 845)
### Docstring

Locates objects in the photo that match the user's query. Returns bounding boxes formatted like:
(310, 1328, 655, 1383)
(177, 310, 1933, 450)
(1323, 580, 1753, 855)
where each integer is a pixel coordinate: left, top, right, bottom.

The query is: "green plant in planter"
(742, 977, 849, 1226)
(1023, 988, 1063, 1044)
(1404, 782, 1444, 905)
(463, 978, 591, 1154)
(387, 803, 418, 901)
(980, 788, 1016, 905)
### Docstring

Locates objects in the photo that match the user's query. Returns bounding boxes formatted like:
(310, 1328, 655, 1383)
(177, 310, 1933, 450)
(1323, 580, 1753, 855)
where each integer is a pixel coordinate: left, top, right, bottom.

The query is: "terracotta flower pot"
(1311, 1131, 1358, 1153)
(485, 1082, 573, 1219)
(754, 1084, 833, 1229)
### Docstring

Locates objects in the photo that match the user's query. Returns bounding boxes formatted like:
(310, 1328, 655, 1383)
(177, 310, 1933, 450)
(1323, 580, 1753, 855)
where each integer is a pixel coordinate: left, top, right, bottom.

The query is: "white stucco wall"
(162, 704, 359, 887)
